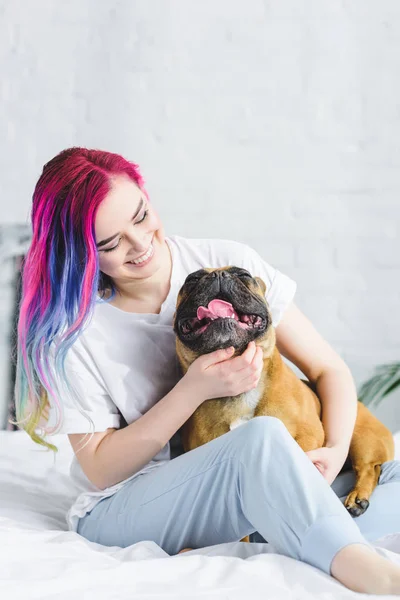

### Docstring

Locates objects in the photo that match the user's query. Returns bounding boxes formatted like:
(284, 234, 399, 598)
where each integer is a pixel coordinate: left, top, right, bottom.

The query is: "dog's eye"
(185, 273, 204, 285)
(237, 271, 252, 280)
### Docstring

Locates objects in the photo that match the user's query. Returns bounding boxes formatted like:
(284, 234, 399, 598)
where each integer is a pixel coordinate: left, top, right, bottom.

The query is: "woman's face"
(95, 174, 166, 283)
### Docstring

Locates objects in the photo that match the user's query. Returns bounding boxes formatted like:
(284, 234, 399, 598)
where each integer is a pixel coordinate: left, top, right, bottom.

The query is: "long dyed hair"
(11, 147, 148, 453)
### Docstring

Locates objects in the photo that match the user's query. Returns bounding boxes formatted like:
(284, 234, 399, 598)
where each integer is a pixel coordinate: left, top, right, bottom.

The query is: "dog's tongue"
(197, 299, 239, 321)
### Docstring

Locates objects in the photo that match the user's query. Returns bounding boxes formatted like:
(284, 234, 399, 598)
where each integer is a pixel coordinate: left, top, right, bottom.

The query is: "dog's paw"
(345, 495, 370, 517)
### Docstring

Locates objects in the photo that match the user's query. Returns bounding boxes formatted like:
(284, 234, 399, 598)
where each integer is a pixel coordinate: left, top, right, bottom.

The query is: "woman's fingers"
(229, 340, 258, 373)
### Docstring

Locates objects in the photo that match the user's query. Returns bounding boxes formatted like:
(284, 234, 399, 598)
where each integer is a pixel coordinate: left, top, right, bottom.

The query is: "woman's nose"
(126, 234, 152, 253)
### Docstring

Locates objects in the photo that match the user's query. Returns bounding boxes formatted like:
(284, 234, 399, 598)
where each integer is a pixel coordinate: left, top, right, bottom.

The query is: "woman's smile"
(125, 239, 155, 267)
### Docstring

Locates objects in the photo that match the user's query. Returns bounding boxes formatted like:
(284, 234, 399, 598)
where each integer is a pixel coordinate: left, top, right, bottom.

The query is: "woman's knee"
(230, 416, 292, 466)
(235, 416, 289, 446)
(246, 415, 286, 432)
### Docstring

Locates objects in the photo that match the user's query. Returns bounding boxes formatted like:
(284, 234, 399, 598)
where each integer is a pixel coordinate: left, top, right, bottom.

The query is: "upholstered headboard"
(0, 224, 31, 430)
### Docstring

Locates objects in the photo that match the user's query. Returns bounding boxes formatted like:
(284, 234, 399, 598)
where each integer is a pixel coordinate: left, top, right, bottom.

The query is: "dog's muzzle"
(173, 268, 271, 354)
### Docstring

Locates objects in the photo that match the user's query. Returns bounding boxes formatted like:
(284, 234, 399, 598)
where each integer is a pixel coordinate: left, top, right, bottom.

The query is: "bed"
(1, 227, 400, 598)
(1, 429, 400, 599)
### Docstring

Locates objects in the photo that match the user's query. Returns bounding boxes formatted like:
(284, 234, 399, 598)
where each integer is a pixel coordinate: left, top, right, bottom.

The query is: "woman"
(14, 147, 400, 595)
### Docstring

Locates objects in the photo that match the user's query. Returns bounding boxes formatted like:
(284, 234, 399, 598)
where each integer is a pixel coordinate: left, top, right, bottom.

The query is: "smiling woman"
(96, 197, 146, 249)
(12, 146, 400, 596)
(94, 173, 173, 310)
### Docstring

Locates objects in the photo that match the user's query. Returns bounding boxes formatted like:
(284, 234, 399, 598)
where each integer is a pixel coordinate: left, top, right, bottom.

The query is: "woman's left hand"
(305, 445, 348, 485)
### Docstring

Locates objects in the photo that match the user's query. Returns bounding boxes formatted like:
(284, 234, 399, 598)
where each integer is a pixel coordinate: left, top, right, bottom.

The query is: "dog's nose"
(211, 270, 229, 279)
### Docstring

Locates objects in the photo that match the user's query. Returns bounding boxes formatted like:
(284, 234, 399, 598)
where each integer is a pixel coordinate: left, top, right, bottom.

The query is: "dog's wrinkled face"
(173, 266, 272, 355)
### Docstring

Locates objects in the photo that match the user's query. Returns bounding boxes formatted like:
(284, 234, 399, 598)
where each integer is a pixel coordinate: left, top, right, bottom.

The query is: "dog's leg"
(295, 432, 324, 453)
(344, 402, 395, 517)
(344, 462, 381, 517)
(292, 420, 325, 454)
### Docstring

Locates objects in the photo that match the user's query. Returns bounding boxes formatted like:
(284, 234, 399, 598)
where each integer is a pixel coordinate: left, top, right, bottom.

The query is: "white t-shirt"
(44, 235, 297, 532)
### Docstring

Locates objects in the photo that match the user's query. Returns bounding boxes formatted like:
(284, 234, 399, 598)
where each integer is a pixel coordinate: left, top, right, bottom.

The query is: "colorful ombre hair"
(11, 147, 148, 452)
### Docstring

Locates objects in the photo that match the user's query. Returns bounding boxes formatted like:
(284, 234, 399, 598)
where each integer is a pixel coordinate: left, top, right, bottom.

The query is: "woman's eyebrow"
(96, 198, 144, 248)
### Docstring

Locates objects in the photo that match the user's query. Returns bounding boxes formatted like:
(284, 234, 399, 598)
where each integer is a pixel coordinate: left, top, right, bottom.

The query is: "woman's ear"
(254, 276, 267, 295)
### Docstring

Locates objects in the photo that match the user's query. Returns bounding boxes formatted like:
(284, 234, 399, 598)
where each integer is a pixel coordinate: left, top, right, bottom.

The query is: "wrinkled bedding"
(1, 430, 400, 599)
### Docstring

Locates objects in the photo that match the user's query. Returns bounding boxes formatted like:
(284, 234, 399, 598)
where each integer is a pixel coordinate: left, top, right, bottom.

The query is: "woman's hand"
(305, 445, 349, 485)
(183, 340, 263, 402)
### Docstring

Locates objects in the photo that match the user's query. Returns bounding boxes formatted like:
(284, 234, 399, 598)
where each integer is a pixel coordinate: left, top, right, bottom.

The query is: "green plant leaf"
(381, 376, 400, 398)
(358, 362, 400, 407)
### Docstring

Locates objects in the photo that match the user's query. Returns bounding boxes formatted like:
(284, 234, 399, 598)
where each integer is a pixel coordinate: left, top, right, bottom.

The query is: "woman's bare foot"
(177, 548, 193, 554)
(331, 543, 400, 595)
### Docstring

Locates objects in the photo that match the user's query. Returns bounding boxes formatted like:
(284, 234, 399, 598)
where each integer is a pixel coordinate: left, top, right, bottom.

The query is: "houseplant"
(358, 362, 400, 408)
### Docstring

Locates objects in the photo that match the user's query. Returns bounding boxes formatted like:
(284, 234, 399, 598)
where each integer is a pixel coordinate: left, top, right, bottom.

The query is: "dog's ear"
(254, 276, 267, 295)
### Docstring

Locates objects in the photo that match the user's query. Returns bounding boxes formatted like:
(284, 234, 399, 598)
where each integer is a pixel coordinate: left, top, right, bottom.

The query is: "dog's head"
(173, 266, 275, 369)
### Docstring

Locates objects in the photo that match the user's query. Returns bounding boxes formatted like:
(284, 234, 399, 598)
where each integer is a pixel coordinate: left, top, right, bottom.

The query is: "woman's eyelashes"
(102, 210, 149, 253)
(102, 239, 122, 253)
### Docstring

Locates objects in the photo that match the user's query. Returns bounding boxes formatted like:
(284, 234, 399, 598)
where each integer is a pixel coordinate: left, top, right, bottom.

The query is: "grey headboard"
(0, 224, 31, 430)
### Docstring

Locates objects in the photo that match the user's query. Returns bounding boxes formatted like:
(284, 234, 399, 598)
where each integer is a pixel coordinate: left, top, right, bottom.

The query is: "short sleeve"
(44, 339, 121, 435)
(237, 242, 297, 328)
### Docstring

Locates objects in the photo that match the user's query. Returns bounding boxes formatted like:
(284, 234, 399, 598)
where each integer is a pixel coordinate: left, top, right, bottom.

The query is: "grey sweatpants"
(77, 416, 400, 575)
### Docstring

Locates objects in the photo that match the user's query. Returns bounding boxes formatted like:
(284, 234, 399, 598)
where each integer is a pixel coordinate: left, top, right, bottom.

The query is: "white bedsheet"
(1, 430, 400, 600)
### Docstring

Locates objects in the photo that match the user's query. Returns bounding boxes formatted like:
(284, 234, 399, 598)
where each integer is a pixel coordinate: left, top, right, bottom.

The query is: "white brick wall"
(1, 1, 399, 429)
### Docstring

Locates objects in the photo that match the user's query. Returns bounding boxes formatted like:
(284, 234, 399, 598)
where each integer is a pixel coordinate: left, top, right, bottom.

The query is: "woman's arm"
(275, 302, 358, 454)
(69, 378, 205, 490)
